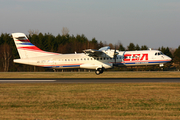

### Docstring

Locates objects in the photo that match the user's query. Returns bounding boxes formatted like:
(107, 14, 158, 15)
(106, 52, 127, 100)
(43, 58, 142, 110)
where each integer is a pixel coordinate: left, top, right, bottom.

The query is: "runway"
(0, 78, 180, 83)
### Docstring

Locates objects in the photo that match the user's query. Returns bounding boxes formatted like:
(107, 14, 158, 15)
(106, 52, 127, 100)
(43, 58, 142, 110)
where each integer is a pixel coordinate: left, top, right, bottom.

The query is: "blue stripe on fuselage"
(119, 60, 170, 65)
(44, 65, 80, 68)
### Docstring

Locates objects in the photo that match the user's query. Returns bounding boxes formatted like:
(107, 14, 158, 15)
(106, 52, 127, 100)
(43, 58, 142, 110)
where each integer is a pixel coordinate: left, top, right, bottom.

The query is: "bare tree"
(0, 44, 12, 72)
(61, 27, 69, 36)
(169, 47, 176, 56)
(28, 29, 39, 36)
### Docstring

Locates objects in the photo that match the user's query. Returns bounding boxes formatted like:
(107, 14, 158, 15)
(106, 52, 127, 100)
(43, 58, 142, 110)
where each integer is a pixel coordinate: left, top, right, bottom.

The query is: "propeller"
(113, 46, 119, 66)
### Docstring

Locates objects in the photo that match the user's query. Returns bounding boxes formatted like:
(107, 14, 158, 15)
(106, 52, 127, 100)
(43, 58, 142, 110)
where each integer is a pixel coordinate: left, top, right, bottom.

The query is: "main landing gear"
(95, 68, 104, 75)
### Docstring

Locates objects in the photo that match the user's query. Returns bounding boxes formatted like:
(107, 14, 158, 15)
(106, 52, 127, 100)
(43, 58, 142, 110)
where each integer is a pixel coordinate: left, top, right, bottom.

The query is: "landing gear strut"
(95, 68, 104, 75)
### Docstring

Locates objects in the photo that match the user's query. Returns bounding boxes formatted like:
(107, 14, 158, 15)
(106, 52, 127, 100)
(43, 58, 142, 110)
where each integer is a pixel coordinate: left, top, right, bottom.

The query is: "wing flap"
(83, 49, 103, 57)
(83, 46, 110, 57)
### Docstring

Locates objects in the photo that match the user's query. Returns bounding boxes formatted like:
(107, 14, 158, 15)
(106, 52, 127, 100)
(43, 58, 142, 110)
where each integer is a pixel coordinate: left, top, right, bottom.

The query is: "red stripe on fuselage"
(110, 59, 171, 64)
(121, 59, 171, 63)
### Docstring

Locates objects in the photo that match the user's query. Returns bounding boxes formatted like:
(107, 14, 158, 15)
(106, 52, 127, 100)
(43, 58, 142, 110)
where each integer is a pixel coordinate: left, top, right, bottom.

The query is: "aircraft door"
(53, 61, 56, 68)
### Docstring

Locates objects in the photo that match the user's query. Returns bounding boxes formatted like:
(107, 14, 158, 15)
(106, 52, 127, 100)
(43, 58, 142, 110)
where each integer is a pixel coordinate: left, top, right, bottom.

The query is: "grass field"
(0, 72, 180, 119)
(0, 83, 180, 119)
(0, 71, 180, 78)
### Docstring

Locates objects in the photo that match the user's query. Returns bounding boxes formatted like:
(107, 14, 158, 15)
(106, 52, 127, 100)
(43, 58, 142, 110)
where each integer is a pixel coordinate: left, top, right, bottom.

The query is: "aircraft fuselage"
(14, 50, 171, 69)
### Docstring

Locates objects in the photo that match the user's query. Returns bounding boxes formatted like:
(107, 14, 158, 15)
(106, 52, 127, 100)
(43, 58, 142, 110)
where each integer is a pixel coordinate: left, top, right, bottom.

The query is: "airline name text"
(124, 53, 148, 61)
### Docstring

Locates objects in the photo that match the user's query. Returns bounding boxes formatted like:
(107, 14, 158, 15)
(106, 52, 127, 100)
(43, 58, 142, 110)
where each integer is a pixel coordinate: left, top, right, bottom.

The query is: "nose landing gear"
(159, 64, 164, 67)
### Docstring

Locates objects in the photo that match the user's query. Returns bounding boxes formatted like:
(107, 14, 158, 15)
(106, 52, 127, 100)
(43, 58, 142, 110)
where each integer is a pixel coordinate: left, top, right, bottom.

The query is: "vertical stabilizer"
(12, 33, 59, 59)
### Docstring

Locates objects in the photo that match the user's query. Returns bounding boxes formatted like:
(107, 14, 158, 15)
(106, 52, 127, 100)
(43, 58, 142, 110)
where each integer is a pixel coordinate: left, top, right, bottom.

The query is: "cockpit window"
(155, 52, 164, 56)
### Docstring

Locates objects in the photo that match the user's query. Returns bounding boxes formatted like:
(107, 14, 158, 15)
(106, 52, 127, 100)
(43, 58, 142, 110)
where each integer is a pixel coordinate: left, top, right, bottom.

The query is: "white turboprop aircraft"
(12, 33, 172, 75)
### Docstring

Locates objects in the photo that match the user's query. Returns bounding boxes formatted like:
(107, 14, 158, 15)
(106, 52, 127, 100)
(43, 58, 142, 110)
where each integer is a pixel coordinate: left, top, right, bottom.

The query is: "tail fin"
(12, 33, 59, 59)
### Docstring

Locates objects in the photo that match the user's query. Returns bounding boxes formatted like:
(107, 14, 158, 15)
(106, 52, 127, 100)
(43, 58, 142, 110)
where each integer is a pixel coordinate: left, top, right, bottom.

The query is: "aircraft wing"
(83, 49, 103, 57)
(83, 46, 110, 57)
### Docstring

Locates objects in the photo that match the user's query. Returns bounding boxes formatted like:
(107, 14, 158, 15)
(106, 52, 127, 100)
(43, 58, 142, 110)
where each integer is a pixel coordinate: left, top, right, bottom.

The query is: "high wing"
(83, 46, 110, 57)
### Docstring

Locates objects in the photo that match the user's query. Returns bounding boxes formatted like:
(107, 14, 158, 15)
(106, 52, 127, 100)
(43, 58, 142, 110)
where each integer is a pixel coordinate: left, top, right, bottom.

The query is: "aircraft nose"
(166, 56, 172, 61)
(162, 55, 171, 61)
(169, 57, 172, 61)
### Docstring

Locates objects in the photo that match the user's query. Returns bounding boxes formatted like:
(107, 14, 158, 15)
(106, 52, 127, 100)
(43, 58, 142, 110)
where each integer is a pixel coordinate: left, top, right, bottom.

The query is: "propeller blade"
(114, 46, 117, 65)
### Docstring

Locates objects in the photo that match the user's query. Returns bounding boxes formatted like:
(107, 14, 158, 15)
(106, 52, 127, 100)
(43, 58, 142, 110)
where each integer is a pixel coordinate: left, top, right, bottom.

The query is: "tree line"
(0, 32, 180, 72)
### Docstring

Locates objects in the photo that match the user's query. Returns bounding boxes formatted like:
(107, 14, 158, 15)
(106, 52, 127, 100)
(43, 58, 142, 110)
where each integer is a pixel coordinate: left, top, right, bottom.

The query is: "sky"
(0, 0, 180, 49)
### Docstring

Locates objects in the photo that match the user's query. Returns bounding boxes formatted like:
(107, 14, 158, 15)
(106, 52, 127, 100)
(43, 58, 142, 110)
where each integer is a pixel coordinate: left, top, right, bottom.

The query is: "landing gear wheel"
(95, 68, 104, 75)
(95, 70, 101, 75)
